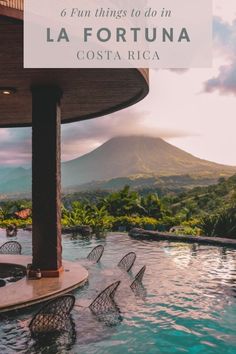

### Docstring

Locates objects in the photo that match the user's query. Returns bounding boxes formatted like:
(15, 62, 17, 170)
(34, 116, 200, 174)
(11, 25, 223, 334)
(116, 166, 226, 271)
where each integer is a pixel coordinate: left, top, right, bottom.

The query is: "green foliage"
(0, 199, 32, 228)
(61, 201, 112, 235)
(61, 201, 91, 227)
(168, 174, 236, 218)
(112, 216, 158, 231)
(102, 186, 145, 216)
(0, 217, 32, 228)
(170, 226, 201, 236)
(2, 174, 236, 238)
(156, 215, 182, 231)
(198, 215, 216, 236)
(200, 206, 236, 238)
(140, 193, 164, 218)
(88, 205, 113, 236)
(0, 199, 31, 219)
(62, 190, 109, 208)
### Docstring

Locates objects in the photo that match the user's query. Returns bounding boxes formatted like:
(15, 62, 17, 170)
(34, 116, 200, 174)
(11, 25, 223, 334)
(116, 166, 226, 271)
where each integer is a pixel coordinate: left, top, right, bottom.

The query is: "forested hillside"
(1, 174, 236, 238)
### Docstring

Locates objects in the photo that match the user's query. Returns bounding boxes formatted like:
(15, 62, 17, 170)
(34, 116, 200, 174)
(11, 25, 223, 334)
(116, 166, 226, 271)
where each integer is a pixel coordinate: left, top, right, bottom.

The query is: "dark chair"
(0, 241, 22, 255)
(130, 266, 146, 289)
(87, 245, 104, 263)
(0, 279, 6, 287)
(89, 281, 121, 315)
(29, 317, 76, 353)
(118, 252, 136, 272)
(29, 294, 75, 335)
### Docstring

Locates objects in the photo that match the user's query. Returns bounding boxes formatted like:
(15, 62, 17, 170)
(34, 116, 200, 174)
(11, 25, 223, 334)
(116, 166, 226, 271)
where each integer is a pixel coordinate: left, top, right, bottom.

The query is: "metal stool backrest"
(0, 241, 21, 254)
(118, 252, 136, 272)
(130, 266, 146, 289)
(89, 281, 121, 315)
(29, 294, 75, 334)
(87, 245, 104, 263)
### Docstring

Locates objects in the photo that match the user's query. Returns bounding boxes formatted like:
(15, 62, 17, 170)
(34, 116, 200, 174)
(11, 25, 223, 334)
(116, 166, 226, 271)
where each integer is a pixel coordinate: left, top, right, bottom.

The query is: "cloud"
(61, 108, 190, 161)
(0, 109, 192, 166)
(204, 63, 236, 94)
(204, 17, 236, 95)
(0, 108, 190, 166)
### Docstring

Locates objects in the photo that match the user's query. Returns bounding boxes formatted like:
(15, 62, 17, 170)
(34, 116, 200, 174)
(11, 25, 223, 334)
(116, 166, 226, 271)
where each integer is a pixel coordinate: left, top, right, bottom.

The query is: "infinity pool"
(1, 229, 236, 353)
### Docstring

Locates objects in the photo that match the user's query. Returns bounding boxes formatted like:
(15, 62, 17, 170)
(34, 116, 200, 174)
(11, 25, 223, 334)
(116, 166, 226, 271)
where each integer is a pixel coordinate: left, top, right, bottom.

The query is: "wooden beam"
(31, 86, 63, 276)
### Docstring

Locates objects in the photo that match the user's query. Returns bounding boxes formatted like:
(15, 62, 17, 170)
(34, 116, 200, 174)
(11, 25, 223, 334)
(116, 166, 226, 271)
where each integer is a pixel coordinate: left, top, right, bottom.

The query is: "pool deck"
(129, 228, 236, 248)
(0, 255, 88, 313)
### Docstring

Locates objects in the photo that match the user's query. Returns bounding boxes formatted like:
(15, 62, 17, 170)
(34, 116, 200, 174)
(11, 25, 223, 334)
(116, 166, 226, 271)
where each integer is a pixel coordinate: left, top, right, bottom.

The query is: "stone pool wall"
(129, 228, 236, 248)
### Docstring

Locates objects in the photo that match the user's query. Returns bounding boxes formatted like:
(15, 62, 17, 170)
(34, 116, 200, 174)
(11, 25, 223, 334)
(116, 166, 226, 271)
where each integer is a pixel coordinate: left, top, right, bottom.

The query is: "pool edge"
(129, 228, 236, 249)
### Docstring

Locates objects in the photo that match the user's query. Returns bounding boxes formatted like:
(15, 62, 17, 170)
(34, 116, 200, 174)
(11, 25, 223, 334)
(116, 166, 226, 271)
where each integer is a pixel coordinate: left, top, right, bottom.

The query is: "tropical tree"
(140, 193, 163, 218)
(61, 201, 91, 226)
(200, 207, 236, 238)
(102, 185, 144, 216)
(89, 205, 113, 235)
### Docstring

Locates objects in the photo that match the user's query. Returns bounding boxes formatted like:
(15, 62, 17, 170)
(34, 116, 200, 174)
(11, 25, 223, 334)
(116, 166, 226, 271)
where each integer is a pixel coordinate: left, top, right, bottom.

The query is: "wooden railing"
(0, 0, 23, 11)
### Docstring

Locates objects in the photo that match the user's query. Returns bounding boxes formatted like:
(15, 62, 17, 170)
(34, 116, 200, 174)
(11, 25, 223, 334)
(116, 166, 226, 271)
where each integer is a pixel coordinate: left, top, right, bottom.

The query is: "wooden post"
(31, 86, 63, 277)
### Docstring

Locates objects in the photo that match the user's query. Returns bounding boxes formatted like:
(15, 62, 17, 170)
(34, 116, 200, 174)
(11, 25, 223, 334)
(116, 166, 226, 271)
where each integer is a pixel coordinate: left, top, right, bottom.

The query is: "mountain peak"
(62, 135, 236, 187)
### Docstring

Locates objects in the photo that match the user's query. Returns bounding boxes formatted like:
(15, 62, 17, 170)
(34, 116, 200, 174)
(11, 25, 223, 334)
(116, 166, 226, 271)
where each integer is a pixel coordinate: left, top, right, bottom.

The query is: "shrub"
(61, 203, 113, 236)
(0, 218, 32, 229)
(112, 216, 158, 231)
(200, 207, 236, 238)
(156, 215, 182, 232)
(171, 226, 202, 236)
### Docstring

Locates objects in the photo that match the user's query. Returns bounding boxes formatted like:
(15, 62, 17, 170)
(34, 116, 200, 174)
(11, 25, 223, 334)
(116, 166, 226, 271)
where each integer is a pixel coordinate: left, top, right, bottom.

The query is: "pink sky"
(125, 0, 236, 166)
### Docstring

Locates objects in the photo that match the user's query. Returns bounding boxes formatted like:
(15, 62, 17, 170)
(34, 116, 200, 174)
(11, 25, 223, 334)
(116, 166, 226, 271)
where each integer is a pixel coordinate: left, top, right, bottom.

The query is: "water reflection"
(26, 317, 76, 354)
(1, 230, 236, 353)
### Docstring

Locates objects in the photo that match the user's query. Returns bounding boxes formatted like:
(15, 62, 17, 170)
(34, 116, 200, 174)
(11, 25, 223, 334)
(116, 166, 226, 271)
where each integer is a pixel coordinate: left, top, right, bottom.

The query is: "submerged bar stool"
(87, 245, 104, 263)
(118, 252, 136, 272)
(0, 241, 22, 255)
(130, 265, 146, 289)
(29, 295, 75, 335)
(89, 281, 121, 315)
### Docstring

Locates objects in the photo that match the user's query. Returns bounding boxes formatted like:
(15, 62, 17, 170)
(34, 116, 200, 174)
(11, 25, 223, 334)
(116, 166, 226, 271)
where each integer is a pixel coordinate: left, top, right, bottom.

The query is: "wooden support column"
(31, 86, 63, 277)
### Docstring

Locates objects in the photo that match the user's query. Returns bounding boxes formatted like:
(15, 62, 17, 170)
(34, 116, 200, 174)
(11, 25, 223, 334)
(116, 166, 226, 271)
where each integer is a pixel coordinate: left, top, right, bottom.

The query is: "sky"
(1, 0, 236, 167)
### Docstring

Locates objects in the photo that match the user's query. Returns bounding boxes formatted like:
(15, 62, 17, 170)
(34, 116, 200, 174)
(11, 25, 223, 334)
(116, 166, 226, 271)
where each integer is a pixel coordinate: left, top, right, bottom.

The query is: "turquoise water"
(1, 229, 236, 353)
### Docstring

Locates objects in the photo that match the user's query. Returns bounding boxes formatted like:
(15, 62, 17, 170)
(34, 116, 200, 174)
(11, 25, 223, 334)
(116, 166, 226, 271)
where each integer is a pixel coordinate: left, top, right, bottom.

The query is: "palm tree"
(141, 193, 163, 218)
(200, 207, 236, 238)
(103, 185, 144, 216)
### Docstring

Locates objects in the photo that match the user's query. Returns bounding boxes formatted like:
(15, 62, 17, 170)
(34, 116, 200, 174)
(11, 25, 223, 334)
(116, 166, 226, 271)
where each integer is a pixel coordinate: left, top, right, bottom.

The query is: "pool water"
(1, 229, 236, 353)
(0, 263, 26, 286)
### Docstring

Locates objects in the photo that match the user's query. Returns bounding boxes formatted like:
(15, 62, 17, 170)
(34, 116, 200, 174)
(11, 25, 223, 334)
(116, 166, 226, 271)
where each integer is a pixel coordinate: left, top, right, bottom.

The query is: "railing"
(0, 0, 23, 11)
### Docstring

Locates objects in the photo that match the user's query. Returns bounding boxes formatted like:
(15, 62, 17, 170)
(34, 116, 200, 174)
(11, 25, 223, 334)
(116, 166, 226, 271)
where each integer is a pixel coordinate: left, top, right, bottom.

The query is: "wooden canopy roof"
(0, 7, 149, 128)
